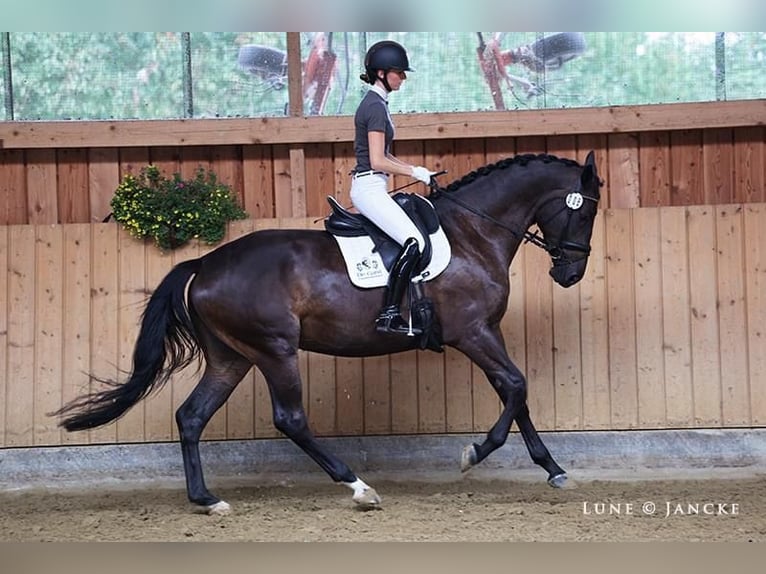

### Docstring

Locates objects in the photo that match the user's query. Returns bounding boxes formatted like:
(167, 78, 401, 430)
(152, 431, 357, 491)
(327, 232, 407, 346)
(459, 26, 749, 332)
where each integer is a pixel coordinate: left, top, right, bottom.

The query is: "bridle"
(429, 180, 599, 266)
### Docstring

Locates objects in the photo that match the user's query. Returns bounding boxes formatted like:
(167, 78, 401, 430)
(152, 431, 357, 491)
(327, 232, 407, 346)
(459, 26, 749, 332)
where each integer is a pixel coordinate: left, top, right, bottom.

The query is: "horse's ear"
(581, 150, 597, 186)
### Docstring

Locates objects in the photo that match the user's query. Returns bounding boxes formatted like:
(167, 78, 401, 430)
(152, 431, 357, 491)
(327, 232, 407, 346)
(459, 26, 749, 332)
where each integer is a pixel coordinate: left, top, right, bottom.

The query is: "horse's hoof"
(460, 444, 477, 472)
(204, 501, 232, 516)
(353, 487, 381, 509)
(547, 473, 572, 489)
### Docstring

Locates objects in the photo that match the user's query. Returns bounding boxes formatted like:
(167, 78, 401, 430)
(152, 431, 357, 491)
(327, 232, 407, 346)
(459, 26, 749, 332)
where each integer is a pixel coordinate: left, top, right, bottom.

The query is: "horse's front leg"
(455, 324, 567, 487)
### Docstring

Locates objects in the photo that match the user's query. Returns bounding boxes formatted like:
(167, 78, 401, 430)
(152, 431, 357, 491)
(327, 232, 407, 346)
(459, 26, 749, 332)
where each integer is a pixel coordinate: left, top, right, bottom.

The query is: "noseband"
(431, 182, 598, 264)
(525, 191, 599, 266)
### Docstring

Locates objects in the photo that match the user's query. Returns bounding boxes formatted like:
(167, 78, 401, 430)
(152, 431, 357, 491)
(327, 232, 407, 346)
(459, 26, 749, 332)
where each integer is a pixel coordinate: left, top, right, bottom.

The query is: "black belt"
(351, 170, 388, 179)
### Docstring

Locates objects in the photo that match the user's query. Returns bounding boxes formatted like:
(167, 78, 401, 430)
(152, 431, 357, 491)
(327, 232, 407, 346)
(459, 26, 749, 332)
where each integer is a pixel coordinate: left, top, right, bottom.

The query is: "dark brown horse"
(53, 151, 602, 515)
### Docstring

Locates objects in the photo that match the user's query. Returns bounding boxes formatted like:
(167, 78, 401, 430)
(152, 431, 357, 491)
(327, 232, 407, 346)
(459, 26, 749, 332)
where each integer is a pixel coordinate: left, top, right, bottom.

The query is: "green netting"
(3, 32, 765, 121)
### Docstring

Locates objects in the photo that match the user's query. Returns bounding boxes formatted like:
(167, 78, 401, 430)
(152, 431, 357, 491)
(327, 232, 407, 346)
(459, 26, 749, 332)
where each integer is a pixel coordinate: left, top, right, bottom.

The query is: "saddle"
(324, 193, 445, 353)
(324, 192, 439, 275)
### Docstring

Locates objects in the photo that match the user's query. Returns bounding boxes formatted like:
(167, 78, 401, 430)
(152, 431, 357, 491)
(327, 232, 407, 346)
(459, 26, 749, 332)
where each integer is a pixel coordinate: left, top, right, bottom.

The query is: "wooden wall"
(1, 203, 764, 448)
(1, 100, 764, 448)
(1, 101, 765, 227)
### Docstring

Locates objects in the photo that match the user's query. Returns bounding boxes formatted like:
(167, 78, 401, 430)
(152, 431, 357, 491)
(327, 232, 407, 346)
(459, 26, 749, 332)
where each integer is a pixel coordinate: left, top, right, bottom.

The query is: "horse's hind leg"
(257, 351, 381, 508)
(176, 356, 253, 515)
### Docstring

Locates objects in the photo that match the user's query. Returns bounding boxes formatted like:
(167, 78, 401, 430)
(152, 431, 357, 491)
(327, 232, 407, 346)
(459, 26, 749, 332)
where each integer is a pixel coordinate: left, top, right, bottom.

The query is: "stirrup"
(375, 309, 422, 336)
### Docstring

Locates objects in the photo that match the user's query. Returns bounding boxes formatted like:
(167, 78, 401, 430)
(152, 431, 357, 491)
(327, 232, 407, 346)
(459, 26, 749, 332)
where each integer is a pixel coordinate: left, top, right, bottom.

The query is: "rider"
(350, 40, 436, 335)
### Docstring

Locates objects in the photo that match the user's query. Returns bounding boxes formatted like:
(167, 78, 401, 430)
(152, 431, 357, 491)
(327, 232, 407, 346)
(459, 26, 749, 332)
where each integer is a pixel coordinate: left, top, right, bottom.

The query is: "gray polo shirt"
(352, 88, 394, 173)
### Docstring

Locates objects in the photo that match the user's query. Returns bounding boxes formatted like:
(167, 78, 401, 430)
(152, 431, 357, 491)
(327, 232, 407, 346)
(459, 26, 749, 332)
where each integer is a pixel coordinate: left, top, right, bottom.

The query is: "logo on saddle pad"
(324, 193, 451, 289)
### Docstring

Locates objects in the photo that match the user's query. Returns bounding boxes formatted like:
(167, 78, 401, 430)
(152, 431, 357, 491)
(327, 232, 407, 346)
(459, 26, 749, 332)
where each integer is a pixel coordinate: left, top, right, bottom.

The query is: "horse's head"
(533, 150, 601, 288)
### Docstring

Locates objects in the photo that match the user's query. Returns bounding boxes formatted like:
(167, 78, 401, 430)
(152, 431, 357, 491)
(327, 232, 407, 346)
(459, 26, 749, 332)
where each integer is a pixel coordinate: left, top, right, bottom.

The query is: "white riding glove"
(411, 165, 436, 185)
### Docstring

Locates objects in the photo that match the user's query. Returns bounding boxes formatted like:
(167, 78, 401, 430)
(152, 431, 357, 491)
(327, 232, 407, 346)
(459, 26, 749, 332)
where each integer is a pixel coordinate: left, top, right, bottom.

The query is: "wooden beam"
(0, 100, 764, 150)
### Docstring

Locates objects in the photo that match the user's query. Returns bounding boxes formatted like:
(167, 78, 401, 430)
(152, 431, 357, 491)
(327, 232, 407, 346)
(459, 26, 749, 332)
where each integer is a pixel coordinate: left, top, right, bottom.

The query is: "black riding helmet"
(361, 40, 413, 92)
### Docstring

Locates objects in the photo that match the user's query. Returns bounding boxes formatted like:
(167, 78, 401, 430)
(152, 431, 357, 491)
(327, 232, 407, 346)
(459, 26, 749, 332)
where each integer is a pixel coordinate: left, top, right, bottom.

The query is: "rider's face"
(383, 69, 406, 90)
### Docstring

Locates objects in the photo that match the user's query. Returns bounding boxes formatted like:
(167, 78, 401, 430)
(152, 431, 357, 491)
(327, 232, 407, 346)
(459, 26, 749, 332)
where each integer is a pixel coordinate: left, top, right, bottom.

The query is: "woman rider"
(350, 40, 436, 335)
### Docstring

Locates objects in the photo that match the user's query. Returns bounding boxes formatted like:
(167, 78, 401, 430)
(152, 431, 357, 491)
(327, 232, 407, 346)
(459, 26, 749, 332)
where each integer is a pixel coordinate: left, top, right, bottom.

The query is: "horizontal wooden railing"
(1, 101, 764, 148)
(1, 101, 765, 227)
(1, 204, 764, 448)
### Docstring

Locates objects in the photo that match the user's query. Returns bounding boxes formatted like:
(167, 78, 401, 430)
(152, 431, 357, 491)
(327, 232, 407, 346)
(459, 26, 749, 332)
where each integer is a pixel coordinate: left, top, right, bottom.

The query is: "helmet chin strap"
(378, 71, 393, 93)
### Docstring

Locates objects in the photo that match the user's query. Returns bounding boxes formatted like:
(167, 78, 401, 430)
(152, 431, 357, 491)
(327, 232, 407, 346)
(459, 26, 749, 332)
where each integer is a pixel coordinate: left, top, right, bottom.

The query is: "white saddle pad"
(331, 227, 451, 289)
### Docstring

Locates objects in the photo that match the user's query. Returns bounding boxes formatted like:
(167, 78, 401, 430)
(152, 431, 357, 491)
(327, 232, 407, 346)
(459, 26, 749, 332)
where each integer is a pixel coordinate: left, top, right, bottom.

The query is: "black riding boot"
(375, 237, 422, 335)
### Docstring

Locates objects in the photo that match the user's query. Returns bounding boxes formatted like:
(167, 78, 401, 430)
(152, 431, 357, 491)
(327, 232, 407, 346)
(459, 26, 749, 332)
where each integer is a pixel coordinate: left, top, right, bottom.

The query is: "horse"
(52, 151, 602, 515)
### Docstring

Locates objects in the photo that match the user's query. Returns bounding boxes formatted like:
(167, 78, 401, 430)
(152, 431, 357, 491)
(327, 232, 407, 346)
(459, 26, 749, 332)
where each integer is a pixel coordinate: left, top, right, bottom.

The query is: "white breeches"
(350, 173, 425, 252)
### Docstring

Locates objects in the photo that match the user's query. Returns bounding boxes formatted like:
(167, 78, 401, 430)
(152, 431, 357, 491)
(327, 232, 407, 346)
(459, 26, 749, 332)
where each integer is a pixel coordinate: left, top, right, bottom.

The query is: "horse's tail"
(53, 258, 202, 431)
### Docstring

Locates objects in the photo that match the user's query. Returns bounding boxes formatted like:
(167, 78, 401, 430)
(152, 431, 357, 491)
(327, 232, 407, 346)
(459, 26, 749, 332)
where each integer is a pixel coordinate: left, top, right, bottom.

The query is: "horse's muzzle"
(549, 259, 587, 288)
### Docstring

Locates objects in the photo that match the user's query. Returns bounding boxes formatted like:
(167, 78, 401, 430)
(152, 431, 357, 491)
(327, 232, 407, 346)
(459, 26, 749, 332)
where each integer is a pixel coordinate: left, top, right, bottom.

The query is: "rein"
(429, 179, 597, 262)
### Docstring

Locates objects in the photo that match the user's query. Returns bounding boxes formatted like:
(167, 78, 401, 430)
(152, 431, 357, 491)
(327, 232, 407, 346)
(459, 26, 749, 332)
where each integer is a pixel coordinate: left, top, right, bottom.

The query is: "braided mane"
(443, 153, 581, 193)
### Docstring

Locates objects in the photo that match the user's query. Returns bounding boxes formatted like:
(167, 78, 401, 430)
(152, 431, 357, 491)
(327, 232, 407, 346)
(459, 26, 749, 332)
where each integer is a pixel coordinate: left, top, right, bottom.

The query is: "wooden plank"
(288, 146, 307, 217)
(579, 208, 611, 429)
(660, 206, 693, 427)
(286, 32, 303, 117)
(180, 146, 211, 179)
(632, 208, 665, 428)
(119, 147, 150, 177)
(115, 227, 147, 442)
(272, 144, 292, 217)
(25, 149, 58, 224)
(744, 205, 766, 424)
(523, 238, 555, 431)
(148, 147, 181, 177)
(6, 226, 36, 446)
(733, 127, 765, 203)
(606, 133, 640, 208)
(307, 350, 337, 436)
(702, 128, 734, 204)
(604, 209, 638, 428)
(417, 349, 446, 434)
(211, 145, 243, 207)
(304, 143, 334, 219)
(363, 354, 391, 435)
(715, 205, 750, 426)
(638, 132, 671, 206)
(34, 225, 64, 445)
(686, 206, 722, 426)
(241, 145, 274, 218)
(335, 355, 365, 436)
(485, 137, 516, 163)
(390, 349, 419, 434)
(3, 101, 765, 149)
(670, 130, 704, 205)
(0, 227, 7, 445)
(88, 148, 120, 223)
(61, 224, 92, 445)
(548, 136, 583, 430)
(57, 149, 90, 223)
(89, 224, 119, 444)
(0, 150, 27, 224)
(142, 240, 174, 442)
(331, 141, 355, 209)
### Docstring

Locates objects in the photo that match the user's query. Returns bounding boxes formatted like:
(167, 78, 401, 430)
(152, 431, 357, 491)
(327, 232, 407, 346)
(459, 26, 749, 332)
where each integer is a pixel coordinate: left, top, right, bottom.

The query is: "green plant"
(111, 164, 248, 250)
